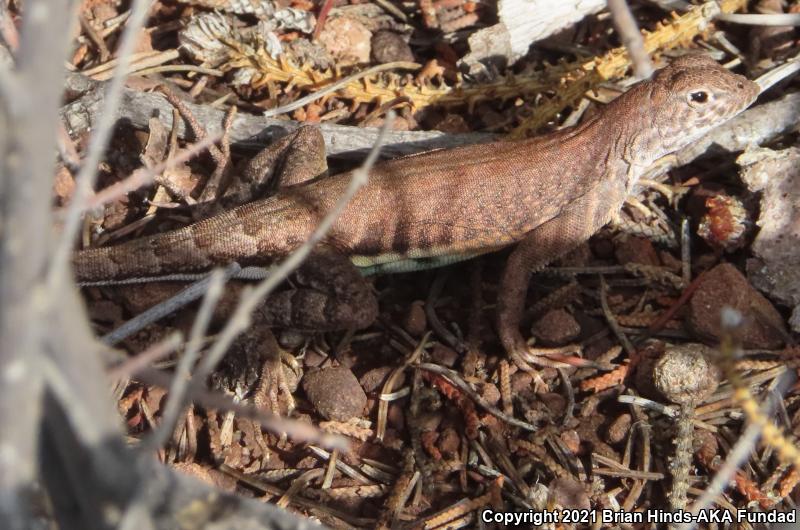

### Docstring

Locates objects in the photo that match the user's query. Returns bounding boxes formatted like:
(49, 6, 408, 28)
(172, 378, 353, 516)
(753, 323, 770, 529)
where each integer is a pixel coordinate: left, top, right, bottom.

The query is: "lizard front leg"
(498, 182, 624, 372)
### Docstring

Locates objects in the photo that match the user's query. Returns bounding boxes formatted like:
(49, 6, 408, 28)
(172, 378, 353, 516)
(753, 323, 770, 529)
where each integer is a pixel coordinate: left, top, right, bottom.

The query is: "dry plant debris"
(34, 0, 800, 528)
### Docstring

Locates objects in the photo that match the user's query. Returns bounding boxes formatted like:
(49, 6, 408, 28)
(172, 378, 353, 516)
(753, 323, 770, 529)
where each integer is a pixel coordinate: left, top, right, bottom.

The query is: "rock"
(437, 427, 460, 457)
(317, 16, 371, 65)
(605, 413, 631, 445)
(302, 366, 367, 421)
(550, 477, 590, 510)
(697, 193, 751, 252)
(687, 263, 786, 348)
(510, 371, 536, 401)
(429, 343, 459, 367)
(538, 392, 566, 417)
(614, 235, 660, 267)
(531, 309, 580, 345)
(403, 300, 426, 337)
(359, 366, 405, 394)
(371, 30, 414, 63)
(479, 382, 501, 406)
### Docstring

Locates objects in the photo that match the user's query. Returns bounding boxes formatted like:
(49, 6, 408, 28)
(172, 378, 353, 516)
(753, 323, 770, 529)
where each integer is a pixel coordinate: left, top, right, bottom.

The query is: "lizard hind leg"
(256, 248, 378, 332)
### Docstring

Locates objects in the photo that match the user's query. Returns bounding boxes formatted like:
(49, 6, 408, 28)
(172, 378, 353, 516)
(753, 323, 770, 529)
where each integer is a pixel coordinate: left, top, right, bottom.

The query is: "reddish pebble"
(403, 300, 427, 337)
(302, 366, 367, 421)
(615, 235, 661, 267)
(531, 309, 581, 345)
(688, 263, 786, 348)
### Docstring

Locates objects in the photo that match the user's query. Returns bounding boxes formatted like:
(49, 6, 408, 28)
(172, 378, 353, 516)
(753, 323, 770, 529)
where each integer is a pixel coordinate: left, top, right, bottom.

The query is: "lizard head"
(643, 54, 760, 155)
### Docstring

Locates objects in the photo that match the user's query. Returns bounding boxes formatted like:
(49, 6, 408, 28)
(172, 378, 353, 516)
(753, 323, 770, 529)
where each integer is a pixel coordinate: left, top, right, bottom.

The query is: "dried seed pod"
(653, 343, 720, 405)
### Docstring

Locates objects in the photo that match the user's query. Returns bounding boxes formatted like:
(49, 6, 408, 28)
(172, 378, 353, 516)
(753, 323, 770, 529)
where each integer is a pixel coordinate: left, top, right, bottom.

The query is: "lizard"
(73, 54, 760, 371)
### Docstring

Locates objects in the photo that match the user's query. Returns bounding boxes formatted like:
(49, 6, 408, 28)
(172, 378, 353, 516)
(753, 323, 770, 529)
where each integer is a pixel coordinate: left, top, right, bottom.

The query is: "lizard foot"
(501, 328, 538, 372)
(500, 328, 553, 391)
(157, 85, 235, 204)
(254, 348, 300, 417)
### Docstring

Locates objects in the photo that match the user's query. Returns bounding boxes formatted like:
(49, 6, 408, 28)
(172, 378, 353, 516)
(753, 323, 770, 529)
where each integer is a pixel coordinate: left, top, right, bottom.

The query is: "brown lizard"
(73, 54, 759, 371)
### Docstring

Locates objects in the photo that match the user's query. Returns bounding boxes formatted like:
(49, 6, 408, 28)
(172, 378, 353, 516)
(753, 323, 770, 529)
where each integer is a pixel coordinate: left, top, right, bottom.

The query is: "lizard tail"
(72, 225, 214, 283)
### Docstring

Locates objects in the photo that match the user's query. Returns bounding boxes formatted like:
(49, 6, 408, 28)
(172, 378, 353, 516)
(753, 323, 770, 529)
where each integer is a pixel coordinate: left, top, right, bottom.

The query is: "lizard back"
(73, 55, 759, 282)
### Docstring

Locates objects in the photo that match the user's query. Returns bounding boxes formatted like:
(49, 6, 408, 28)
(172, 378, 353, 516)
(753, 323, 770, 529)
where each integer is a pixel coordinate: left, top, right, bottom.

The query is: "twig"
(644, 0, 691, 10)
(754, 49, 800, 92)
(220, 464, 374, 526)
(61, 75, 495, 158)
(136, 367, 349, 451)
(607, 0, 654, 79)
(107, 332, 183, 381)
(144, 269, 226, 452)
(0, 1, 80, 528)
(669, 403, 695, 513)
(100, 263, 243, 345)
(599, 276, 635, 355)
(81, 133, 221, 211)
(426, 269, 465, 353)
(717, 12, 800, 25)
(47, 0, 152, 289)
(416, 363, 537, 432)
(679, 310, 796, 530)
(79, 13, 110, 62)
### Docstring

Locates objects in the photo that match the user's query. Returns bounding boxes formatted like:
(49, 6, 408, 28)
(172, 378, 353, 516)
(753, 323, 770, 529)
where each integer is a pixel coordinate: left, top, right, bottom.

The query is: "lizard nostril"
(737, 82, 745, 89)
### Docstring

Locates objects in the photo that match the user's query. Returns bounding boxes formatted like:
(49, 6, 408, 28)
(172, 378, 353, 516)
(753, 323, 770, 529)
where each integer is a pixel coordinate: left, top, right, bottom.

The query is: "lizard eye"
(689, 90, 709, 104)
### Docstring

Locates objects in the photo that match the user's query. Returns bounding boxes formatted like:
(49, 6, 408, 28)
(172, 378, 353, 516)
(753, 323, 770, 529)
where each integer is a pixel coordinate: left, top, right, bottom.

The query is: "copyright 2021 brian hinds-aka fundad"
(480, 507, 796, 526)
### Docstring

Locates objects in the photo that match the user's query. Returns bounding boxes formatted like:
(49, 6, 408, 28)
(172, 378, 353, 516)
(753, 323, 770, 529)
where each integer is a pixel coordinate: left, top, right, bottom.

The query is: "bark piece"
(738, 147, 800, 333)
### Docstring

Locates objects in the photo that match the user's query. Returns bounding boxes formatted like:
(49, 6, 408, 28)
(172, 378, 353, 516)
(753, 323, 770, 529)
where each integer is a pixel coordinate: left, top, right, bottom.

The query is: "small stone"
(301, 347, 328, 369)
(538, 392, 566, 417)
(429, 343, 459, 367)
(53, 164, 75, 203)
(437, 427, 460, 457)
(697, 194, 750, 252)
(317, 16, 372, 65)
(386, 403, 405, 431)
(614, 235, 661, 267)
(360, 366, 405, 394)
(171, 462, 237, 492)
(605, 413, 632, 445)
(687, 263, 786, 348)
(479, 382, 501, 406)
(403, 300, 427, 337)
(591, 238, 615, 260)
(371, 30, 414, 63)
(531, 309, 581, 345)
(560, 430, 580, 454)
(510, 371, 533, 393)
(302, 366, 367, 421)
(550, 477, 590, 510)
(652, 344, 720, 405)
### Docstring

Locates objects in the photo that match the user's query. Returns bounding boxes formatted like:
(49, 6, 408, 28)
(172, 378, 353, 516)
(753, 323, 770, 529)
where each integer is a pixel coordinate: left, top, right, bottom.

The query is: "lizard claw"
(502, 328, 538, 373)
(508, 343, 549, 392)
